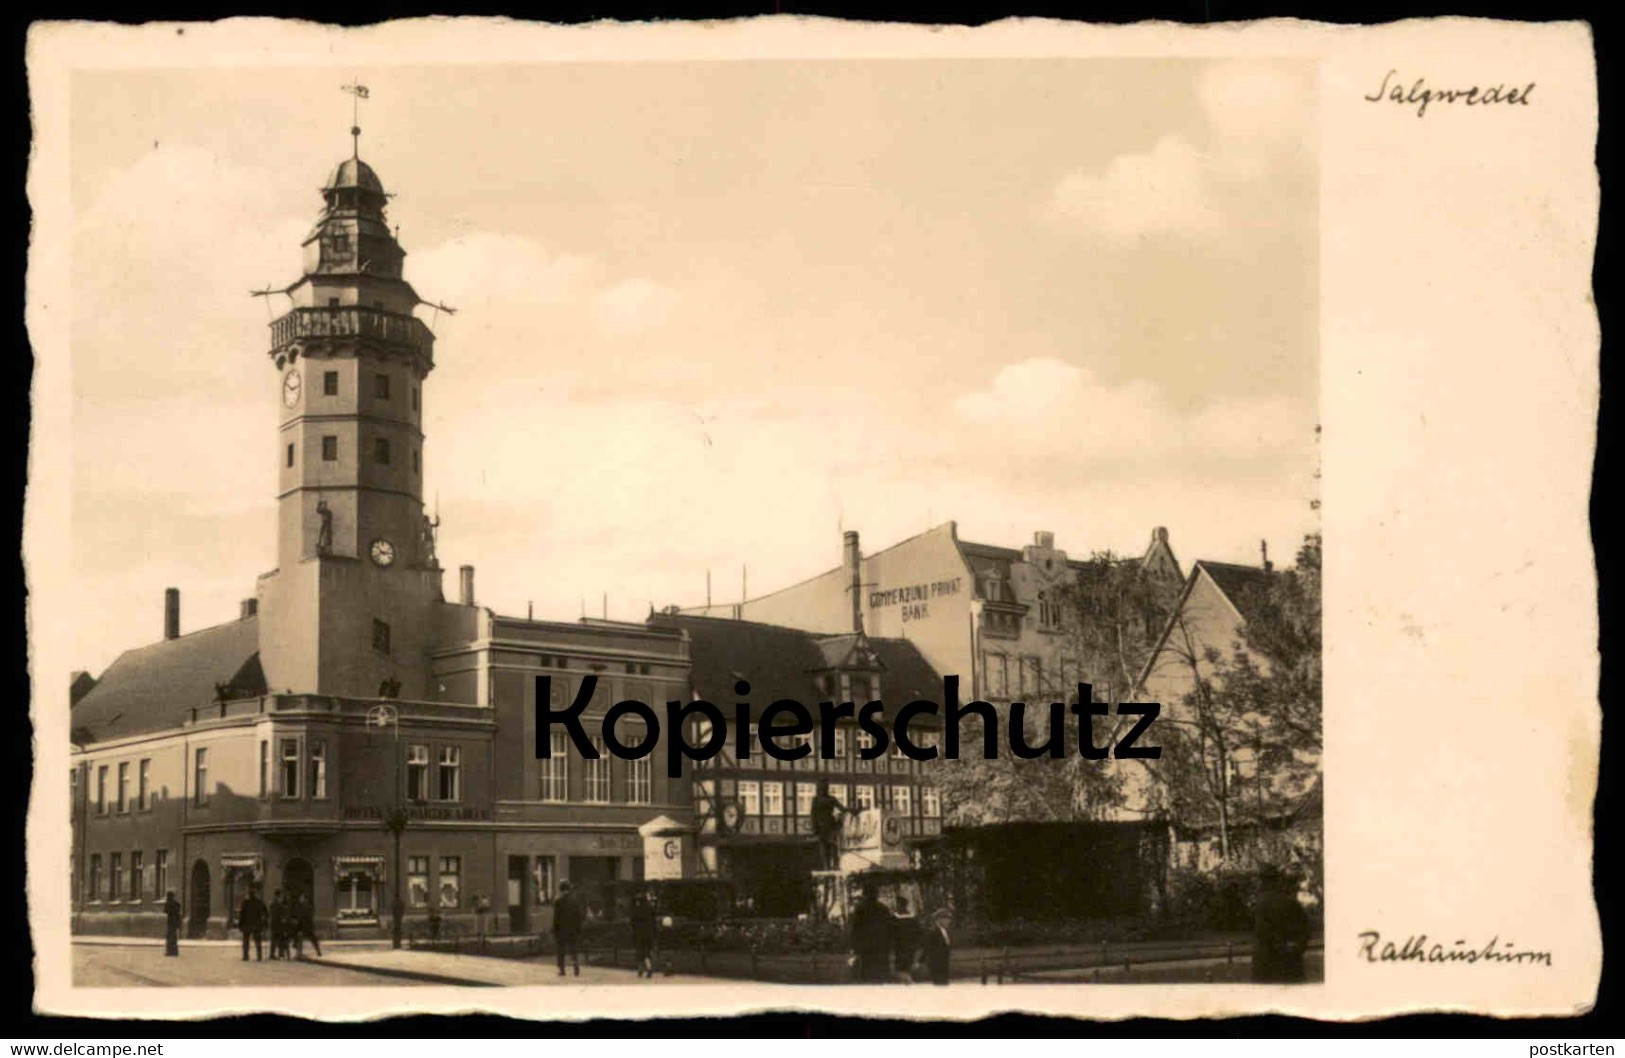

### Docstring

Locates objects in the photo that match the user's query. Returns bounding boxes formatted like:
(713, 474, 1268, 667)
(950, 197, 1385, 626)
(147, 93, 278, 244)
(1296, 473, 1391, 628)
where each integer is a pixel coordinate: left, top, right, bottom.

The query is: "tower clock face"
(282, 369, 303, 408)
(369, 538, 396, 567)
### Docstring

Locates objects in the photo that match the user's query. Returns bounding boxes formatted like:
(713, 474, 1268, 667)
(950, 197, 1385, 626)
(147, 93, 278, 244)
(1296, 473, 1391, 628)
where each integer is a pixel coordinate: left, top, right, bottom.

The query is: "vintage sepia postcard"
(24, 16, 1598, 1023)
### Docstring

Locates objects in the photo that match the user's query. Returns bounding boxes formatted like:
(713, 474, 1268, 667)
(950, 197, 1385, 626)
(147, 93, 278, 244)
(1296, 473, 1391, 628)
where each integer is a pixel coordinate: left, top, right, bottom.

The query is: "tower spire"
(341, 81, 370, 159)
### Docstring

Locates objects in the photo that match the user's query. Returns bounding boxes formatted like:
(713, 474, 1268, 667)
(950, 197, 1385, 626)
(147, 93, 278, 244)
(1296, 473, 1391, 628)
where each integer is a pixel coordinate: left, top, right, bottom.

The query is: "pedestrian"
(630, 889, 658, 978)
(292, 891, 323, 957)
(239, 885, 268, 962)
(1251, 865, 1309, 983)
(848, 885, 894, 983)
(553, 880, 584, 977)
(891, 894, 920, 983)
(809, 780, 853, 871)
(268, 889, 286, 960)
(163, 891, 182, 957)
(915, 906, 954, 985)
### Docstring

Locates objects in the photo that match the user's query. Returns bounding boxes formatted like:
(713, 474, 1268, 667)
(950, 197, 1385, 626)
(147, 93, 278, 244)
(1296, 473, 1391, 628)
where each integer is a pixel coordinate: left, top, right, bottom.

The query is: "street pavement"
(73, 941, 708, 987)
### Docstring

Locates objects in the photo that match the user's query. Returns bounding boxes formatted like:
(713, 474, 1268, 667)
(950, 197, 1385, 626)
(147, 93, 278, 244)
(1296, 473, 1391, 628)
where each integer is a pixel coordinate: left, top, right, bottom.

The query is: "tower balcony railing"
(270, 305, 435, 357)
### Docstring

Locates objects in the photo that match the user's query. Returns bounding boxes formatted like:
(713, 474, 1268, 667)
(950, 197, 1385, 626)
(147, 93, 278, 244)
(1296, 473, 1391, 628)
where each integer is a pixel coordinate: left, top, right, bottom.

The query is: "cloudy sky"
(65, 58, 1317, 673)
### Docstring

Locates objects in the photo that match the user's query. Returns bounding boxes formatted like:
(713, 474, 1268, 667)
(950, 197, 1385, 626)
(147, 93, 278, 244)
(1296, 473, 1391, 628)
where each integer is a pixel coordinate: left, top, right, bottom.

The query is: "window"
(438, 856, 461, 907)
(374, 373, 391, 399)
(1038, 595, 1061, 630)
(372, 618, 391, 654)
(408, 856, 430, 908)
(323, 371, 339, 396)
(321, 435, 338, 461)
(829, 783, 849, 808)
(374, 437, 391, 465)
(855, 785, 876, 810)
(584, 736, 610, 803)
(624, 724, 652, 804)
(832, 729, 850, 770)
(116, 762, 128, 813)
(286, 443, 295, 468)
(762, 781, 784, 816)
(796, 782, 817, 817)
(539, 737, 568, 802)
(738, 780, 760, 816)
(413, 450, 420, 474)
(437, 745, 461, 801)
(406, 744, 429, 802)
(891, 785, 913, 816)
(88, 855, 101, 902)
(921, 786, 942, 818)
(129, 851, 142, 900)
(138, 759, 150, 810)
(193, 749, 208, 806)
(258, 742, 268, 797)
(279, 738, 301, 798)
(993, 655, 1009, 698)
(109, 853, 122, 901)
(155, 850, 169, 899)
(310, 740, 328, 799)
(855, 730, 878, 772)
(411, 387, 419, 412)
(96, 766, 107, 814)
(336, 869, 377, 922)
(533, 856, 556, 905)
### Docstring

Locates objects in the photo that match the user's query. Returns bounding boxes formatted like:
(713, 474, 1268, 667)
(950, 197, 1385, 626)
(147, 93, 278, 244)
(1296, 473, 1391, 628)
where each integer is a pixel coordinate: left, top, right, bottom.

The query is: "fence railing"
(270, 306, 434, 355)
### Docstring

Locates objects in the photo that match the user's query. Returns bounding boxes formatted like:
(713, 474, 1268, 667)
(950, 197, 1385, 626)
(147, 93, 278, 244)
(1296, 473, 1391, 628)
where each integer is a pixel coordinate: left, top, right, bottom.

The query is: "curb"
(301, 955, 501, 987)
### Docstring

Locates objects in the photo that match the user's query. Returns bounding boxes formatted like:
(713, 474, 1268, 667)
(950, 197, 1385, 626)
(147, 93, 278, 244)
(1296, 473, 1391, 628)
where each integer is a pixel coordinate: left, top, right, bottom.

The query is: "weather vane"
(341, 81, 370, 157)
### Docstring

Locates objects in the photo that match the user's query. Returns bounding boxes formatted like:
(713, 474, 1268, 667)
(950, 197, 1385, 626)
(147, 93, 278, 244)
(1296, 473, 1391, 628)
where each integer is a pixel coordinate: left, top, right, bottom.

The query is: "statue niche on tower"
(314, 500, 334, 556)
(420, 513, 440, 569)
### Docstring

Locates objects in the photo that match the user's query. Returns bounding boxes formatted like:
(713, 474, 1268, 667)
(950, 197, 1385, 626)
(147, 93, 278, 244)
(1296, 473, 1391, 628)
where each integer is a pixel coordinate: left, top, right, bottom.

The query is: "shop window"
(336, 869, 378, 923)
(533, 856, 557, 905)
(438, 856, 462, 908)
(408, 856, 430, 908)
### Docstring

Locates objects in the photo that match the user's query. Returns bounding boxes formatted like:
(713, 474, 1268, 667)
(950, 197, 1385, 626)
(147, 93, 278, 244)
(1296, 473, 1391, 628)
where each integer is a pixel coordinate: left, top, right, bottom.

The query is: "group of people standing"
(548, 882, 664, 980)
(848, 887, 953, 985)
(236, 887, 322, 961)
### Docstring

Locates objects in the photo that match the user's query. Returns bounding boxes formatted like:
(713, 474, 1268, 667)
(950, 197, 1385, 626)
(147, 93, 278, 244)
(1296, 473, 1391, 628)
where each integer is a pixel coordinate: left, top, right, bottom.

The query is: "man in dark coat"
(163, 891, 182, 957)
(630, 890, 658, 978)
(1252, 865, 1310, 983)
(291, 891, 322, 957)
(810, 780, 852, 871)
(239, 886, 268, 961)
(848, 886, 895, 983)
(915, 906, 954, 985)
(891, 894, 921, 983)
(553, 880, 584, 976)
(267, 889, 287, 960)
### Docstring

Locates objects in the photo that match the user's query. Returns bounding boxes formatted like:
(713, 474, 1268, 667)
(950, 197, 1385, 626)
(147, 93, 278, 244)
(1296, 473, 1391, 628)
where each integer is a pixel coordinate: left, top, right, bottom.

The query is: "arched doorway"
(187, 860, 210, 938)
(284, 858, 314, 908)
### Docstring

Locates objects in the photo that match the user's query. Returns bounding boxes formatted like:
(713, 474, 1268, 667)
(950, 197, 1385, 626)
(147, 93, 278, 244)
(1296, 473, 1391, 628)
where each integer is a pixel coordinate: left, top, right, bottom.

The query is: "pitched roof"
(71, 617, 264, 743)
(1195, 560, 1274, 624)
(649, 613, 942, 718)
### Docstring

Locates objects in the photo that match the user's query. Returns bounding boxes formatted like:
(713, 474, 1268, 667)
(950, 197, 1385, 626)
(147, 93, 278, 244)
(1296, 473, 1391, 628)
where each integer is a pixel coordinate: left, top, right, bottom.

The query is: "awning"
(331, 854, 385, 877)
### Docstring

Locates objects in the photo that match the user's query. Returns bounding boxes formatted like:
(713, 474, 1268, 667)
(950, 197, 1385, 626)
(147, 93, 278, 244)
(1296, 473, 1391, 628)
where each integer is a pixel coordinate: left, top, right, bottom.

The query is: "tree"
(1140, 535, 1322, 866)
(935, 550, 1180, 826)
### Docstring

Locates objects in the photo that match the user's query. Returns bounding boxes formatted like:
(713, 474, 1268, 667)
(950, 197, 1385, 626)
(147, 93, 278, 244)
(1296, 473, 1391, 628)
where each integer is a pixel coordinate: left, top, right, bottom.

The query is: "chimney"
(459, 565, 475, 606)
(1034, 530, 1055, 550)
(163, 588, 180, 640)
(1153, 526, 1169, 546)
(240, 598, 258, 620)
(843, 530, 863, 633)
(1261, 540, 1273, 574)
